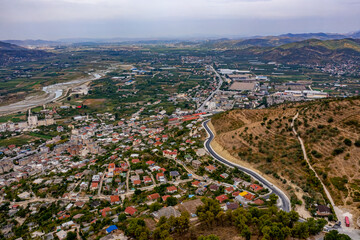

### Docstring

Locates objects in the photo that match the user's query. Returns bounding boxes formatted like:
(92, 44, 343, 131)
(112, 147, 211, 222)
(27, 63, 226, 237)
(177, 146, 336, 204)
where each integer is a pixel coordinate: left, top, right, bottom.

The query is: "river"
(0, 72, 104, 116)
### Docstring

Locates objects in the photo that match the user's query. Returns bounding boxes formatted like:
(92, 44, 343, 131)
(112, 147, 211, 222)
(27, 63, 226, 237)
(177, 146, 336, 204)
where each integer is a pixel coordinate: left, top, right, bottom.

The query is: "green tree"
(291, 222, 309, 239)
(269, 194, 278, 206)
(241, 225, 252, 240)
(174, 214, 190, 234)
(235, 214, 248, 232)
(126, 219, 150, 239)
(153, 228, 171, 240)
(344, 138, 352, 146)
(150, 202, 163, 212)
(196, 198, 223, 228)
(66, 231, 77, 240)
(154, 216, 172, 240)
(324, 230, 351, 240)
(198, 234, 220, 240)
(307, 218, 327, 235)
(166, 197, 178, 206)
(288, 210, 299, 227)
(118, 213, 127, 221)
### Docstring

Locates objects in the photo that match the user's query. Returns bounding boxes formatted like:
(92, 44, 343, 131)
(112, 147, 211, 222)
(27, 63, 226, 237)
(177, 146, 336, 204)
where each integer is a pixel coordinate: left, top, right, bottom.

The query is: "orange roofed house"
(163, 149, 178, 160)
(205, 165, 217, 173)
(147, 193, 160, 201)
(166, 186, 177, 194)
(108, 163, 116, 173)
(216, 194, 229, 203)
(91, 182, 98, 190)
(125, 206, 137, 216)
(250, 184, 263, 192)
(156, 172, 166, 182)
(110, 195, 120, 205)
(100, 207, 111, 217)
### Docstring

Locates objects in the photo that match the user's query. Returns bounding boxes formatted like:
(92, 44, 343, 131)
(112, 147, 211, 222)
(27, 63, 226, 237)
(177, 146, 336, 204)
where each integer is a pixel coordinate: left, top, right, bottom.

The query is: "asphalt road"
(202, 119, 291, 212)
(197, 65, 223, 112)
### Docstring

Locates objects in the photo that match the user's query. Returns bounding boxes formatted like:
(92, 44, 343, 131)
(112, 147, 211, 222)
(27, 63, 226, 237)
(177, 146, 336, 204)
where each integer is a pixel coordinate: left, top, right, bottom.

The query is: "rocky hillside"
(211, 98, 360, 219)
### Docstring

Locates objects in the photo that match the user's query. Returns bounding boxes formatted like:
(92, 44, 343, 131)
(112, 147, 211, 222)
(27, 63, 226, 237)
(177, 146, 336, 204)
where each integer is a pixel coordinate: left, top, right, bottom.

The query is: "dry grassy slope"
(211, 99, 360, 217)
(295, 99, 360, 214)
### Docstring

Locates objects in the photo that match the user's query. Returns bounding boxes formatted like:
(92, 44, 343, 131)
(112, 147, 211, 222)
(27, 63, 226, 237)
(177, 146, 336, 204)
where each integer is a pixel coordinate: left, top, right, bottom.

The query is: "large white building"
(28, 110, 38, 126)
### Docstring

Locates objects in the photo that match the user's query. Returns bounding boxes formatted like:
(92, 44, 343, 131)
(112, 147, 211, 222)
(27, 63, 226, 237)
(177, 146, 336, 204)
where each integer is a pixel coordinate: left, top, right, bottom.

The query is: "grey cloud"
(0, 0, 359, 39)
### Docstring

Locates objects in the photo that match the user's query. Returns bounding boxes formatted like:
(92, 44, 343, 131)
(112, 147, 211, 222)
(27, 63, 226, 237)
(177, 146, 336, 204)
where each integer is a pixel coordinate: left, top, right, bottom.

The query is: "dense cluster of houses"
(0, 105, 274, 239)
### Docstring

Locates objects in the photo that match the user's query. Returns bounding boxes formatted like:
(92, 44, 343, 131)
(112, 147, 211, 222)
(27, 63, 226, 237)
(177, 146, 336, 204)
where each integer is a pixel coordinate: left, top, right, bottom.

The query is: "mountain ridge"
(0, 41, 53, 66)
(222, 38, 360, 68)
(3, 30, 360, 46)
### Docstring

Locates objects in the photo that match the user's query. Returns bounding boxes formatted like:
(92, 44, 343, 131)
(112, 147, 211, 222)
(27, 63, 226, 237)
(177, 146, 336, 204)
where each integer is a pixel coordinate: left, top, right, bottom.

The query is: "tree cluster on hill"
(195, 198, 327, 240)
(117, 197, 334, 240)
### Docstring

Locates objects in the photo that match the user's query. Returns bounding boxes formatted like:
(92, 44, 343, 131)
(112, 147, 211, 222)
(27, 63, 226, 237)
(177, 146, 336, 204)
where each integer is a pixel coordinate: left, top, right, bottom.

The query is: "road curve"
(202, 119, 291, 212)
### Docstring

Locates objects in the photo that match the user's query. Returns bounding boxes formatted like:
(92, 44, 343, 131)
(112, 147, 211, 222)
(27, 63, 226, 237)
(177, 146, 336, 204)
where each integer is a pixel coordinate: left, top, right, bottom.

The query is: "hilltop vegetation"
(211, 97, 360, 218)
(120, 198, 327, 240)
(295, 99, 360, 209)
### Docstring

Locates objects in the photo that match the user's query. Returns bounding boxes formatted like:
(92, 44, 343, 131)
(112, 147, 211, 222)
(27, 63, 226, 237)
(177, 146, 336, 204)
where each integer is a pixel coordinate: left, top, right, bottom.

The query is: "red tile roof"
(192, 181, 200, 186)
(131, 159, 140, 163)
(225, 187, 234, 193)
(244, 193, 255, 201)
(166, 186, 177, 193)
(133, 180, 141, 185)
(110, 195, 120, 203)
(232, 191, 240, 197)
(182, 116, 199, 122)
(250, 184, 263, 192)
(253, 199, 264, 205)
(216, 194, 229, 203)
(100, 207, 111, 217)
(125, 206, 137, 216)
(147, 193, 160, 200)
(162, 195, 171, 202)
(205, 165, 216, 171)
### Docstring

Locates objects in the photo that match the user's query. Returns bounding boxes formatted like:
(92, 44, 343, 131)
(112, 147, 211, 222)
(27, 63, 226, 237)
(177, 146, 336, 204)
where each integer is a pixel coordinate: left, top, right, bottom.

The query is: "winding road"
(202, 119, 291, 212)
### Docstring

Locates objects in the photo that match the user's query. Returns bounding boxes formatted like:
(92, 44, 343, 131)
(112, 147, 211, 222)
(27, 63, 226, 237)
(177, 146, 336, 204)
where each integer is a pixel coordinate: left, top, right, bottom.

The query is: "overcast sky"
(1, 0, 359, 40)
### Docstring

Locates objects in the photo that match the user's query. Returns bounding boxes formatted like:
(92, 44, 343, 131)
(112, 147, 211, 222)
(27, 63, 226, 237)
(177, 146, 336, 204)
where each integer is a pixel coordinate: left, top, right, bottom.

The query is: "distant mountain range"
(2, 30, 360, 47)
(196, 31, 360, 49)
(225, 38, 360, 66)
(2, 39, 61, 47)
(1, 31, 360, 67)
(0, 41, 53, 66)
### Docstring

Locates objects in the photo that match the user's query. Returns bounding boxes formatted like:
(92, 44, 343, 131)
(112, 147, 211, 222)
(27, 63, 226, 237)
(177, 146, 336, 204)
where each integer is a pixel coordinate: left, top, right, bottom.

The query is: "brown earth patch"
(83, 99, 106, 106)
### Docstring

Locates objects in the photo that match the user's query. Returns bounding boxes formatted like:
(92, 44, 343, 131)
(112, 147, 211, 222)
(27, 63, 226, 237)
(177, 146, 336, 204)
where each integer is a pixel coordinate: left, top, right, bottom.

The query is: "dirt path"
(292, 112, 340, 216)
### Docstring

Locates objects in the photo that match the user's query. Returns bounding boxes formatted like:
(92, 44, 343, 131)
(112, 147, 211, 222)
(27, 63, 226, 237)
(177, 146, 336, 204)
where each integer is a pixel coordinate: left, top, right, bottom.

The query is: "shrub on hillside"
(343, 138, 352, 146)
